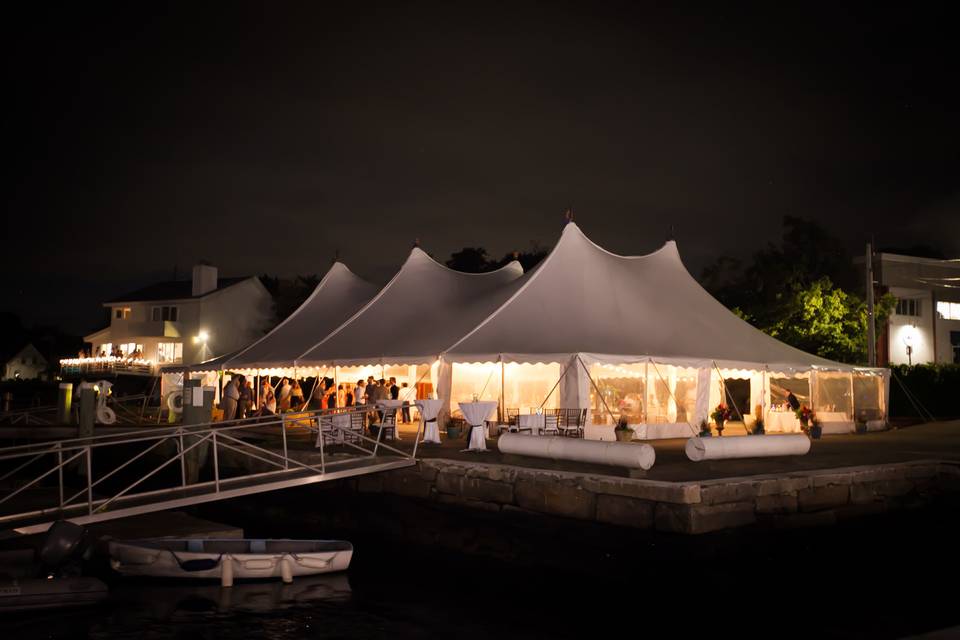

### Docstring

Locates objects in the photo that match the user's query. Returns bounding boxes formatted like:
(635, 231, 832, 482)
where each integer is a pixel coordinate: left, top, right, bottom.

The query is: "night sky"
(5, 3, 959, 335)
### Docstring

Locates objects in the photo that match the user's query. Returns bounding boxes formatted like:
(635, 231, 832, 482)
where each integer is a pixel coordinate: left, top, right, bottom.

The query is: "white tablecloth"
(317, 413, 351, 446)
(459, 401, 497, 451)
(766, 412, 801, 433)
(517, 413, 545, 435)
(417, 399, 444, 444)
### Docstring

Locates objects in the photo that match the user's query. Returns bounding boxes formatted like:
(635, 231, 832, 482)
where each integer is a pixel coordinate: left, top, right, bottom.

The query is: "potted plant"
(710, 404, 730, 436)
(751, 418, 765, 435)
(614, 416, 634, 442)
(445, 416, 463, 439)
(809, 417, 822, 440)
(698, 419, 711, 437)
(795, 405, 813, 432)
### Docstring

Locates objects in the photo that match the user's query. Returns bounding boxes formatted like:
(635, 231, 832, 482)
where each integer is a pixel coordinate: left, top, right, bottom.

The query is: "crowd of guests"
(218, 374, 413, 423)
(77, 346, 144, 359)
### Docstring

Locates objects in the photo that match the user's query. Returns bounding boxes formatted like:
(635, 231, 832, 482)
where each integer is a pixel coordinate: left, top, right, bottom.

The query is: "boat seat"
(187, 539, 204, 552)
(250, 539, 267, 553)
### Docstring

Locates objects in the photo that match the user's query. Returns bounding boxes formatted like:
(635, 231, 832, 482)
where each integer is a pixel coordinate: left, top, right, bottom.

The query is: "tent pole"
(643, 361, 649, 424)
(499, 355, 504, 422)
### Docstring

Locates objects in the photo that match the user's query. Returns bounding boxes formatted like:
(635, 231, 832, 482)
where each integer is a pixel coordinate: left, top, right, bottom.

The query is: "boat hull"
(109, 539, 352, 581)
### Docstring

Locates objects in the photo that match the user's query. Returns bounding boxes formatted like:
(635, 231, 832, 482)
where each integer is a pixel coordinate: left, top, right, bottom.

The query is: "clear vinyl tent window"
(647, 364, 698, 424)
(852, 374, 884, 420)
(769, 376, 811, 410)
(814, 372, 854, 420)
(590, 363, 645, 425)
(502, 362, 561, 414)
(450, 362, 502, 413)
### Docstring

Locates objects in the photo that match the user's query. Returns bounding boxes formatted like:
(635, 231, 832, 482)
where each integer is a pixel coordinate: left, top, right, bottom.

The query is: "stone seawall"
(355, 458, 960, 534)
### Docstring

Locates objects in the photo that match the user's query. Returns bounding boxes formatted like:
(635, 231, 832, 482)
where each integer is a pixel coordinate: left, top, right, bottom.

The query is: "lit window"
(937, 301, 960, 321)
(895, 299, 921, 317)
(157, 342, 183, 364)
(114, 307, 131, 319)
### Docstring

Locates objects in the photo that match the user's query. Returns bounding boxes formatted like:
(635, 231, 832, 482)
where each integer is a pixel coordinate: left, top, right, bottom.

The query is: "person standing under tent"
(327, 384, 338, 409)
(245, 380, 256, 414)
(261, 379, 277, 414)
(344, 384, 354, 407)
(400, 382, 412, 423)
(337, 384, 346, 408)
(355, 379, 367, 405)
(278, 377, 292, 412)
(291, 380, 305, 408)
(222, 376, 240, 422)
(389, 377, 399, 400)
(786, 390, 801, 412)
(236, 375, 249, 419)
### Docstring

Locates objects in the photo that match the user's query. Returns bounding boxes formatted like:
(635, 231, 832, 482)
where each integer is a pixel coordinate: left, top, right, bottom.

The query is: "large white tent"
(179, 224, 888, 439)
(440, 223, 888, 437)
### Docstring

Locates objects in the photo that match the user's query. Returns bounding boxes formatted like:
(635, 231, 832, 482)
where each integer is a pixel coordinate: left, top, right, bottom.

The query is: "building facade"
(3, 343, 48, 380)
(870, 252, 960, 365)
(64, 264, 274, 375)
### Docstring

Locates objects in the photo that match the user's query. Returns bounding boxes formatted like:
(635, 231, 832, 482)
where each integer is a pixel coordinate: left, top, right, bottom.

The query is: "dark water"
(4, 488, 959, 639)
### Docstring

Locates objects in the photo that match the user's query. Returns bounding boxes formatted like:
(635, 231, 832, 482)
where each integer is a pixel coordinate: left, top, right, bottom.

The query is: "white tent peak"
(406, 244, 524, 278)
(445, 221, 849, 371)
(219, 260, 379, 370)
(560, 221, 680, 261)
(296, 240, 526, 365)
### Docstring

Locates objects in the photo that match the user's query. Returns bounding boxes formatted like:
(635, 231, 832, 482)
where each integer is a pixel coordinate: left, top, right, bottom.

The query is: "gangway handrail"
(0, 407, 340, 456)
(0, 404, 419, 534)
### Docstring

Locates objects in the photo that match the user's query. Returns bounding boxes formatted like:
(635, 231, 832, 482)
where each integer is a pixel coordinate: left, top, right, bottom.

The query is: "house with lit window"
(3, 343, 48, 380)
(866, 252, 960, 365)
(62, 264, 274, 376)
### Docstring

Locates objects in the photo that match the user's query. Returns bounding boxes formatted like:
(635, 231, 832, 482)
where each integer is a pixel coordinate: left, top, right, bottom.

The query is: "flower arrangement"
(710, 404, 731, 424)
(752, 418, 765, 435)
(615, 416, 632, 431)
(795, 405, 814, 424)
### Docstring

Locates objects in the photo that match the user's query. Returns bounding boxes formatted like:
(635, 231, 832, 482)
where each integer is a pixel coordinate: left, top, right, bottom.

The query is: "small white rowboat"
(109, 538, 353, 587)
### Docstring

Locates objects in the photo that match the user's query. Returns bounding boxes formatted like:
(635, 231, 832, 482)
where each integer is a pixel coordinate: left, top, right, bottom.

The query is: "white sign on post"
(193, 388, 204, 407)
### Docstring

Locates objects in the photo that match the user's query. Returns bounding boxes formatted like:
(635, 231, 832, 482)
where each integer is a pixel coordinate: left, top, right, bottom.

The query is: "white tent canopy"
(217, 262, 379, 371)
(297, 247, 524, 366)
(446, 222, 852, 372)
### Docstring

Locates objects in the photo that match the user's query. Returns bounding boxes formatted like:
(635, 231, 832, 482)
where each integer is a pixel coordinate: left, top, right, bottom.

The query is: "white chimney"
(192, 263, 218, 297)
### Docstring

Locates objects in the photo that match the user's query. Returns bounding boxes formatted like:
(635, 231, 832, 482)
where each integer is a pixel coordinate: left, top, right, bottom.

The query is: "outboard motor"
(38, 520, 90, 577)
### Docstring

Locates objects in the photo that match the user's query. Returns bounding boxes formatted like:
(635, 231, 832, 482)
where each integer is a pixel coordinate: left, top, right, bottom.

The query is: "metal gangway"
(0, 407, 419, 535)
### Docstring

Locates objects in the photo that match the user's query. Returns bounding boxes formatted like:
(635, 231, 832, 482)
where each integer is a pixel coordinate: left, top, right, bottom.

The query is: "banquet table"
(517, 413, 546, 435)
(766, 411, 801, 433)
(459, 401, 498, 451)
(317, 413, 351, 446)
(417, 399, 444, 444)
